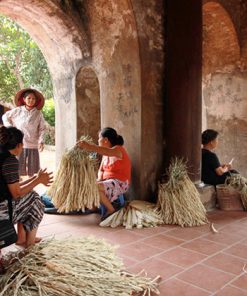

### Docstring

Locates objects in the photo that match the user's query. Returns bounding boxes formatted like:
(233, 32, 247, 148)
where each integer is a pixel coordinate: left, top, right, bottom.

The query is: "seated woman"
(0, 125, 53, 248)
(77, 127, 131, 220)
(201, 129, 237, 186)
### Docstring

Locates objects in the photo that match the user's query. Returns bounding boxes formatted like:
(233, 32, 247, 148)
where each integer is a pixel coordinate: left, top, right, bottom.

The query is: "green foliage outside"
(42, 98, 55, 127)
(0, 14, 55, 145)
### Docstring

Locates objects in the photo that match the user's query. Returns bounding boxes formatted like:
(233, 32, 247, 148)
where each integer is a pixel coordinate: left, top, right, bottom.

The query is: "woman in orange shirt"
(77, 127, 131, 220)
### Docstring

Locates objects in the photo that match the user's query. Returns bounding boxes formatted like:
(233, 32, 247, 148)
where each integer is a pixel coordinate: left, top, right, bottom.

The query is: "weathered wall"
(203, 0, 247, 176)
(82, 0, 165, 200)
(76, 67, 100, 142)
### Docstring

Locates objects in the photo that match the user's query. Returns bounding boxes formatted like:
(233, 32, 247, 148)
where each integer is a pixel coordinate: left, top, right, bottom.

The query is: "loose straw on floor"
(0, 237, 160, 296)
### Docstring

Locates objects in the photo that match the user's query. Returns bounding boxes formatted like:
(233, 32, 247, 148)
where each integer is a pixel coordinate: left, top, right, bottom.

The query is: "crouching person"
(77, 127, 131, 221)
(0, 126, 53, 248)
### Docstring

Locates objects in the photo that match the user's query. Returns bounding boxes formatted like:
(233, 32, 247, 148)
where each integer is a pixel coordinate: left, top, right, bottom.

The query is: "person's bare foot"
(15, 237, 42, 246)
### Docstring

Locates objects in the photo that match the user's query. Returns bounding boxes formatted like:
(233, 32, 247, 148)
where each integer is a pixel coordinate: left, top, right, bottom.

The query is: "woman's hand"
(76, 140, 92, 151)
(37, 168, 53, 186)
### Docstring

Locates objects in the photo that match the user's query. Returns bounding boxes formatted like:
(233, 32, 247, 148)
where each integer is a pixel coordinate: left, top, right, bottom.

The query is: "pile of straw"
(100, 200, 163, 229)
(157, 158, 208, 227)
(47, 136, 100, 213)
(225, 174, 247, 210)
(0, 238, 160, 296)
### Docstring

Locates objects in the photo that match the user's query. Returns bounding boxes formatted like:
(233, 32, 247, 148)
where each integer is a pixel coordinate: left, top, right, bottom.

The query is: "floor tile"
(181, 238, 226, 255)
(224, 243, 247, 259)
(215, 285, 247, 296)
(157, 246, 206, 268)
(165, 227, 204, 241)
(118, 242, 163, 261)
(231, 274, 247, 291)
(203, 252, 246, 275)
(202, 231, 243, 246)
(177, 264, 234, 292)
(128, 257, 183, 282)
(159, 278, 210, 296)
(142, 234, 184, 250)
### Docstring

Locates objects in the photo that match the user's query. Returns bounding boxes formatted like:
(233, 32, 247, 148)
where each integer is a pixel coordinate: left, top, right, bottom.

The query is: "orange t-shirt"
(101, 146, 131, 183)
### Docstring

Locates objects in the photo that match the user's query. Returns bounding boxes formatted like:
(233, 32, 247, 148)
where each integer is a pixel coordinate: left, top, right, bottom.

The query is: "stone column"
(164, 0, 202, 181)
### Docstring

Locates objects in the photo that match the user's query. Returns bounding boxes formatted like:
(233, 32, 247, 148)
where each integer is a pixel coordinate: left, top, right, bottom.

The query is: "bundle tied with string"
(157, 157, 208, 227)
(47, 136, 100, 213)
(225, 174, 247, 210)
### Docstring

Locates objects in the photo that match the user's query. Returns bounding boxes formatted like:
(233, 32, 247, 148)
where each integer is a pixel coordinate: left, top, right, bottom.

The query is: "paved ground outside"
(36, 145, 56, 195)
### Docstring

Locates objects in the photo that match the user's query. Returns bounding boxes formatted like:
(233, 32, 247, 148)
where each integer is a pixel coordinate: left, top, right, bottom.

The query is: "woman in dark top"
(201, 129, 236, 185)
(0, 125, 53, 248)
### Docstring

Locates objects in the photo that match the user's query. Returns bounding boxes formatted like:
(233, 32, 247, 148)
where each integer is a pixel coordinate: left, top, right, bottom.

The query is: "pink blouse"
(2, 106, 46, 149)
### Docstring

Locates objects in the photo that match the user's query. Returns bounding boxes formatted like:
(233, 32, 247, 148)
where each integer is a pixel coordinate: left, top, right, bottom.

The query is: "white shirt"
(2, 106, 46, 149)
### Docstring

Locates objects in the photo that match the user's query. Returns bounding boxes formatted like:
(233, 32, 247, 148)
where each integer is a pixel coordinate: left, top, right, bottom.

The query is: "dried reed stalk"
(157, 157, 208, 227)
(225, 174, 247, 210)
(100, 200, 163, 229)
(47, 136, 100, 213)
(0, 238, 160, 296)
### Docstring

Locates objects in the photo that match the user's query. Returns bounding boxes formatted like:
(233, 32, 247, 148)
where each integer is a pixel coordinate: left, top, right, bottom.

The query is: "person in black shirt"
(201, 129, 237, 185)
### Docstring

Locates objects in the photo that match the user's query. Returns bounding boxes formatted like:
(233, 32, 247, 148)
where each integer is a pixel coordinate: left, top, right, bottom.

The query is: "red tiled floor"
(181, 238, 226, 255)
(118, 241, 163, 261)
(203, 252, 246, 275)
(159, 278, 210, 296)
(202, 231, 243, 245)
(156, 246, 206, 268)
(128, 257, 183, 281)
(4, 209, 247, 295)
(215, 285, 247, 296)
(224, 243, 247, 259)
(177, 264, 235, 292)
(4, 149, 247, 295)
(231, 274, 247, 291)
(165, 227, 205, 241)
(141, 233, 184, 250)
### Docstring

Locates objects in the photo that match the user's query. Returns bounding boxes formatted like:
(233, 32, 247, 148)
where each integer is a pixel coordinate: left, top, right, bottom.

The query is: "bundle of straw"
(47, 136, 100, 213)
(157, 157, 208, 227)
(0, 238, 160, 296)
(225, 174, 247, 210)
(100, 200, 163, 229)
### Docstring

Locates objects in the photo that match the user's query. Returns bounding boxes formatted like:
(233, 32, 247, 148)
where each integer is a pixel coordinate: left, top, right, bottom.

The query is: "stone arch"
(76, 67, 100, 142)
(203, 1, 240, 77)
(0, 0, 90, 161)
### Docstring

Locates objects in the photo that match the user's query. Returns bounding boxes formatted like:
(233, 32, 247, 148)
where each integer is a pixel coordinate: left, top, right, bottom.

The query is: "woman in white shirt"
(2, 88, 46, 177)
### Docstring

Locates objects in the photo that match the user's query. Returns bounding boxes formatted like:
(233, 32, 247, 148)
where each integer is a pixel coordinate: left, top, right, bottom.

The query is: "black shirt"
(201, 148, 222, 185)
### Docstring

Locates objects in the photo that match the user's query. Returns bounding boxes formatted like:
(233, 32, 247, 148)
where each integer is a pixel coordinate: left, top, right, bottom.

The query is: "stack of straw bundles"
(157, 157, 208, 227)
(47, 136, 100, 213)
(0, 238, 160, 296)
(100, 200, 163, 229)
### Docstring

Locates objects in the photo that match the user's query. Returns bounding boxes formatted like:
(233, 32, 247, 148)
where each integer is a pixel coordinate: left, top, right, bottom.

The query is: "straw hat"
(14, 88, 45, 110)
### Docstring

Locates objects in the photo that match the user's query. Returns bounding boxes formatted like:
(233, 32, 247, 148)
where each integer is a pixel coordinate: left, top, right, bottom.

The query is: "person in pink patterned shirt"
(2, 88, 46, 178)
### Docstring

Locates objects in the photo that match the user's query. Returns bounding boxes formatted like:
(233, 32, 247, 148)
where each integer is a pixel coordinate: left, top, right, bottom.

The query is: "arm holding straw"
(76, 141, 123, 159)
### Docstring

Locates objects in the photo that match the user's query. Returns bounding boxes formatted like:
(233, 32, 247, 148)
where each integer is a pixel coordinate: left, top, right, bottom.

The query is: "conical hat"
(14, 88, 45, 110)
